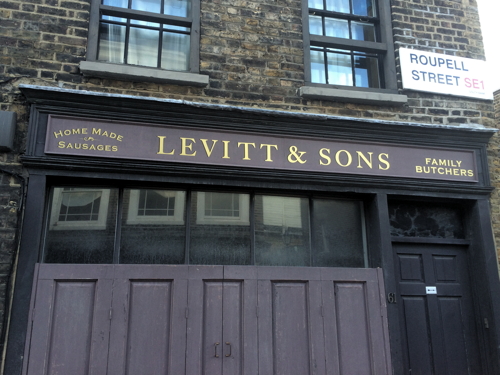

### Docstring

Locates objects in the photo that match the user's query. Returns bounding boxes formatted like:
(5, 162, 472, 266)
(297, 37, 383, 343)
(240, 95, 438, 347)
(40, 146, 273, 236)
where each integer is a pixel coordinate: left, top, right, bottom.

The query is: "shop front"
(5, 85, 500, 375)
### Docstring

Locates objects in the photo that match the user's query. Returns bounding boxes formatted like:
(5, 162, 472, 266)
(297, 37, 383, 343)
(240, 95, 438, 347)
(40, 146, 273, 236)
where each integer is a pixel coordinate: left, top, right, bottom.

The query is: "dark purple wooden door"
(394, 244, 482, 375)
(24, 264, 392, 375)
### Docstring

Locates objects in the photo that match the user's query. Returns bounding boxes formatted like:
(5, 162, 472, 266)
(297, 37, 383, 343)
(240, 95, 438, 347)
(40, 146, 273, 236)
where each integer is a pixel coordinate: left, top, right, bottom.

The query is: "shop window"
(44, 186, 367, 267)
(301, 0, 402, 104)
(45, 188, 118, 264)
(388, 201, 465, 239)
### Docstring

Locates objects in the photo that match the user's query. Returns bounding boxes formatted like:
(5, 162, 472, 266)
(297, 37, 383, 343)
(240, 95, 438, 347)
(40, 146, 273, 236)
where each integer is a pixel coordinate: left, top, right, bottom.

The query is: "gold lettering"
(66, 143, 73, 149)
(82, 128, 88, 134)
(54, 130, 63, 138)
(335, 150, 352, 167)
(356, 151, 373, 169)
(180, 138, 196, 156)
(439, 160, 447, 166)
(201, 139, 218, 157)
(222, 141, 230, 159)
(112, 146, 118, 152)
(101, 131, 109, 137)
(72, 129, 81, 135)
(445, 168, 452, 175)
(109, 132, 117, 139)
(319, 148, 331, 166)
(260, 144, 278, 162)
(457, 161, 462, 167)
(97, 145, 104, 151)
(58, 141, 65, 148)
(89, 144, 96, 150)
(105, 145, 111, 151)
(378, 153, 390, 170)
(63, 129, 72, 136)
(83, 144, 89, 150)
(238, 142, 256, 160)
(92, 128, 102, 135)
(416, 166, 422, 173)
(431, 159, 438, 165)
(117, 135, 123, 142)
(453, 169, 459, 176)
(157, 136, 175, 155)
(425, 158, 431, 165)
(460, 169, 467, 176)
(438, 167, 444, 174)
(467, 170, 474, 177)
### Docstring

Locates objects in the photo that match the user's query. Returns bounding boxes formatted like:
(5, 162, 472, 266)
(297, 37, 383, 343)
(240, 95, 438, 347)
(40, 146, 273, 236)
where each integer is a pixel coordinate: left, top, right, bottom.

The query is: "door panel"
(394, 244, 482, 375)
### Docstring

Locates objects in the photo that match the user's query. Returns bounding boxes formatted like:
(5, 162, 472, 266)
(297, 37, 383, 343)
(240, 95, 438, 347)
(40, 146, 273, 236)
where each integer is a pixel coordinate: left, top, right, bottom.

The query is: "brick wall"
(0, 0, 498, 360)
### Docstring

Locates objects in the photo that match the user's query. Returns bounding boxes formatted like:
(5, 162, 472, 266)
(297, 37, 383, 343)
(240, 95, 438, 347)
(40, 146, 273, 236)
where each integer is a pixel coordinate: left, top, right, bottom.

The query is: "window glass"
(189, 192, 251, 265)
(120, 189, 186, 264)
(103, 0, 128, 8)
(389, 202, 464, 239)
(98, 23, 126, 63)
(45, 187, 118, 264)
(351, 21, 376, 41)
(324, 18, 349, 38)
(352, 0, 375, 17)
(354, 54, 380, 88)
(310, 50, 327, 84)
(162, 32, 191, 72)
(312, 199, 366, 267)
(164, 0, 191, 17)
(325, 0, 349, 13)
(309, 15, 323, 35)
(128, 27, 159, 67)
(255, 196, 311, 267)
(131, 0, 161, 13)
(327, 51, 353, 86)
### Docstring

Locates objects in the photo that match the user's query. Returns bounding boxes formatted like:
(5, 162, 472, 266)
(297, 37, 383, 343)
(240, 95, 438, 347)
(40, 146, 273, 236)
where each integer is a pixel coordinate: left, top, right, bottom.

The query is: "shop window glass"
(120, 189, 186, 264)
(389, 202, 464, 239)
(189, 192, 251, 265)
(45, 187, 118, 263)
(255, 196, 311, 266)
(312, 199, 366, 267)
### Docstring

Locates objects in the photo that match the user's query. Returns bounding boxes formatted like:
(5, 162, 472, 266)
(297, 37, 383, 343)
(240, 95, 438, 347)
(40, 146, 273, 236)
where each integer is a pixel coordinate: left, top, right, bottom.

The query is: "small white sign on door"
(426, 286, 437, 295)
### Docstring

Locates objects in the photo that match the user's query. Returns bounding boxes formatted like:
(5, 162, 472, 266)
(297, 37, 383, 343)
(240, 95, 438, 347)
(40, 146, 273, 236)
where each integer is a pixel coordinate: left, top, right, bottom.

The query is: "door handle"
(214, 342, 220, 358)
(225, 342, 231, 357)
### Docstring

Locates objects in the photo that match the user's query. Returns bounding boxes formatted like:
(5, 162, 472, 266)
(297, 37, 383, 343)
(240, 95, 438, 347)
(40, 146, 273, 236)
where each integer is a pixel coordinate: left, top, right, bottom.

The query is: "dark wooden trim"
(379, 0, 397, 90)
(190, 0, 200, 73)
(86, 0, 100, 61)
(467, 199, 500, 374)
(100, 5, 192, 26)
(310, 35, 387, 53)
(391, 237, 471, 245)
(4, 174, 48, 375)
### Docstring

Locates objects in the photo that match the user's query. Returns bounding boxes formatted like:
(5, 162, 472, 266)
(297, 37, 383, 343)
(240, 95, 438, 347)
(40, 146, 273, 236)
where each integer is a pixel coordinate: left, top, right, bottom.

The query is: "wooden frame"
(86, 0, 201, 73)
(302, 0, 398, 92)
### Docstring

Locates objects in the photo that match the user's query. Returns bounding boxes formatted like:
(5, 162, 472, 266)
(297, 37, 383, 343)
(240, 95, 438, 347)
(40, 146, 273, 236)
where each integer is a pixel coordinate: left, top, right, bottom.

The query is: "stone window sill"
(299, 86, 407, 106)
(79, 61, 209, 87)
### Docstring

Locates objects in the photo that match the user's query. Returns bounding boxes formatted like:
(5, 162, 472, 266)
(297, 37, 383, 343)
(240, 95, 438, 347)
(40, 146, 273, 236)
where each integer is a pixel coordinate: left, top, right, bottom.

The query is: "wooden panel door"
(24, 264, 114, 375)
(394, 244, 482, 375)
(24, 264, 391, 375)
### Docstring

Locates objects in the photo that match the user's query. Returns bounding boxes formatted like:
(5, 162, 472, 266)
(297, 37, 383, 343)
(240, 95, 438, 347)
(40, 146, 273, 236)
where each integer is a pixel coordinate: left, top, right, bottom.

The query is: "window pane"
(161, 32, 190, 71)
(326, 0, 349, 13)
(103, 0, 128, 8)
(310, 49, 326, 84)
(131, 0, 161, 13)
(312, 199, 366, 267)
(45, 188, 118, 264)
(352, 0, 376, 17)
(164, 0, 191, 17)
(120, 189, 186, 264)
(255, 195, 311, 267)
(308, 0, 323, 9)
(98, 23, 126, 63)
(354, 54, 379, 88)
(351, 21, 376, 41)
(190, 192, 251, 265)
(309, 15, 323, 35)
(324, 18, 349, 38)
(327, 51, 352, 85)
(128, 27, 159, 67)
(389, 202, 464, 239)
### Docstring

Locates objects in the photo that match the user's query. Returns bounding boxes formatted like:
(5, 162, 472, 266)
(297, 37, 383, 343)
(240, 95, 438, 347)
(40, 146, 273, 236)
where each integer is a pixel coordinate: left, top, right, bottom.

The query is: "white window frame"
(196, 192, 250, 225)
(48, 188, 111, 231)
(126, 189, 185, 225)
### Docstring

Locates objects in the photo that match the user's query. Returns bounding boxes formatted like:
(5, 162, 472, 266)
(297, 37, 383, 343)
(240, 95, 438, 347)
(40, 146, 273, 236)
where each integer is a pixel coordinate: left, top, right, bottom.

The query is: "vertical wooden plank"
(335, 281, 372, 375)
(307, 280, 326, 375)
(22, 264, 40, 375)
(222, 281, 242, 375)
(272, 282, 311, 375)
(320, 279, 340, 375)
(257, 279, 273, 375)
(169, 277, 188, 375)
(202, 281, 224, 375)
